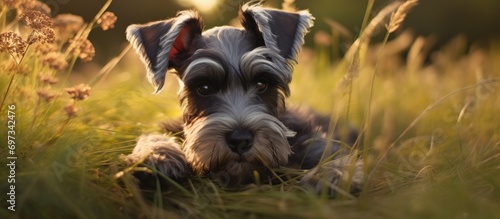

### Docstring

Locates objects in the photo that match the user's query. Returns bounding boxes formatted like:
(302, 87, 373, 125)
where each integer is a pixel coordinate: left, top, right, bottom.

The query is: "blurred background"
(54, 0, 500, 63)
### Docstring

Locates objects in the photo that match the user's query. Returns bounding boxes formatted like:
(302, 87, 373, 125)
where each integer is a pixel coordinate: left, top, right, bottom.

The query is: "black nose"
(225, 130, 254, 154)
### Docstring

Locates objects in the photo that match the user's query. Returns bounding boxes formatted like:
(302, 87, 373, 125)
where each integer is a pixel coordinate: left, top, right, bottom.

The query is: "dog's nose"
(225, 130, 254, 154)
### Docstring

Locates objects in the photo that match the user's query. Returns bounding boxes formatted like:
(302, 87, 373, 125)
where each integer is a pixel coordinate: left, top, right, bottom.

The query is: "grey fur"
(241, 4, 314, 61)
(125, 3, 363, 195)
(126, 134, 190, 179)
(126, 11, 202, 92)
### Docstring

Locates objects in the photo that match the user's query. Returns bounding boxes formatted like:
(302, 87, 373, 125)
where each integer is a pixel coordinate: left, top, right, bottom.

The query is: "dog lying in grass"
(124, 3, 362, 196)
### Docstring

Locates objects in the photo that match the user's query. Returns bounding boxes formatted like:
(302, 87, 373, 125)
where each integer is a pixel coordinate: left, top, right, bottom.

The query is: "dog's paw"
(301, 156, 363, 197)
(125, 134, 191, 180)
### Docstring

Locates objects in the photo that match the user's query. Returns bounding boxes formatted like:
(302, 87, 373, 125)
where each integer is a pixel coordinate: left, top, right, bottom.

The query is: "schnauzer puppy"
(125, 3, 363, 195)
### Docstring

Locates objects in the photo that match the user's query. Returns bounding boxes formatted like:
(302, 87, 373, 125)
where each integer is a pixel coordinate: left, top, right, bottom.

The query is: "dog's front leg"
(125, 134, 191, 181)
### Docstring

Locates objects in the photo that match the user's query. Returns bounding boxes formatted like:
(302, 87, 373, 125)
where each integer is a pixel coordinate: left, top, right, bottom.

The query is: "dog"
(125, 3, 363, 196)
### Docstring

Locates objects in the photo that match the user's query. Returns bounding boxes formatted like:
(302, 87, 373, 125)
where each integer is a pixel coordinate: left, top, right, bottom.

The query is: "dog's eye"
(255, 81, 268, 93)
(197, 84, 215, 96)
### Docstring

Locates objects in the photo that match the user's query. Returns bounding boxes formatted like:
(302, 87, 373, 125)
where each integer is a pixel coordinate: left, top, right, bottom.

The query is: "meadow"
(0, 0, 499, 218)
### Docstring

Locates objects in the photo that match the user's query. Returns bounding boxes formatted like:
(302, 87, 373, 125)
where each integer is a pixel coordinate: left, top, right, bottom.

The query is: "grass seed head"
(63, 100, 79, 118)
(96, 12, 117, 31)
(19, 10, 56, 44)
(347, 51, 360, 79)
(65, 83, 91, 101)
(39, 73, 58, 85)
(386, 0, 419, 33)
(42, 51, 68, 70)
(28, 26, 55, 44)
(69, 38, 96, 62)
(19, 9, 53, 31)
(0, 31, 28, 59)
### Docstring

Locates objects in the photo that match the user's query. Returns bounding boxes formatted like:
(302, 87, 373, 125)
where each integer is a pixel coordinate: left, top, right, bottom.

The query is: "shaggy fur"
(125, 3, 363, 194)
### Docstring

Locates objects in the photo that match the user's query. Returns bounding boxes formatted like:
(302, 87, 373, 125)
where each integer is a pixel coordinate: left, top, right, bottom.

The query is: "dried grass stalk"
(344, 1, 402, 60)
(386, 0, 419, 33)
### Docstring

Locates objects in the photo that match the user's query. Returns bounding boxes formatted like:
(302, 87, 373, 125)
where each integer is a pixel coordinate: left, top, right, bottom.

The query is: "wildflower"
(96, 12, 117, 31)
(19, 10, 56, 44)
(65, 84, 91, 100)
(42, 51, 68, 70)
(69, 38, 95, 62)
(0, 32, 28, 60)
(386, 0, 419, 33)
(37, 90, 60, 102)
(39, 73, 58, 85)
(63, 100, 79, 118)
(19, 9, 53, 31)
(53, 14, 84, 41)
(28, 27, 55, 44)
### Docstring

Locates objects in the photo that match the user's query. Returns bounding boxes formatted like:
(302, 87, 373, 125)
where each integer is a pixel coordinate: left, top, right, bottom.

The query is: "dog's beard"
(183, 111, 295, 185)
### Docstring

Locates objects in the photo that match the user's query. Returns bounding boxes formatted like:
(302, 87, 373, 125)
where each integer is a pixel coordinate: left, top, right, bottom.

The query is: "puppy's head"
(127, 3, 313, 184)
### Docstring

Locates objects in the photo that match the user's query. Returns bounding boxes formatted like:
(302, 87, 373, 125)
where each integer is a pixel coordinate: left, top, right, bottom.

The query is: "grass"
(1, 1, 500, 218)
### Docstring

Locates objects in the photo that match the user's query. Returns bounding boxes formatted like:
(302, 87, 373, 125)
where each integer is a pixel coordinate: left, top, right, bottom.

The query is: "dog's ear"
(240, 3, 314, 62)
(126, 11, 203, 93)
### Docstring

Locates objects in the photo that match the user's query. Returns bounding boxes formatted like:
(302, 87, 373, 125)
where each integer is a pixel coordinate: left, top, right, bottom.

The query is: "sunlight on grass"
(0, 0, 499, 218)
(176, 0, 219, 13)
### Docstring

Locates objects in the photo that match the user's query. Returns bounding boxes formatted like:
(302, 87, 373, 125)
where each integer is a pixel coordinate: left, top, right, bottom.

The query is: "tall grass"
(1, 0, 500, 219)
